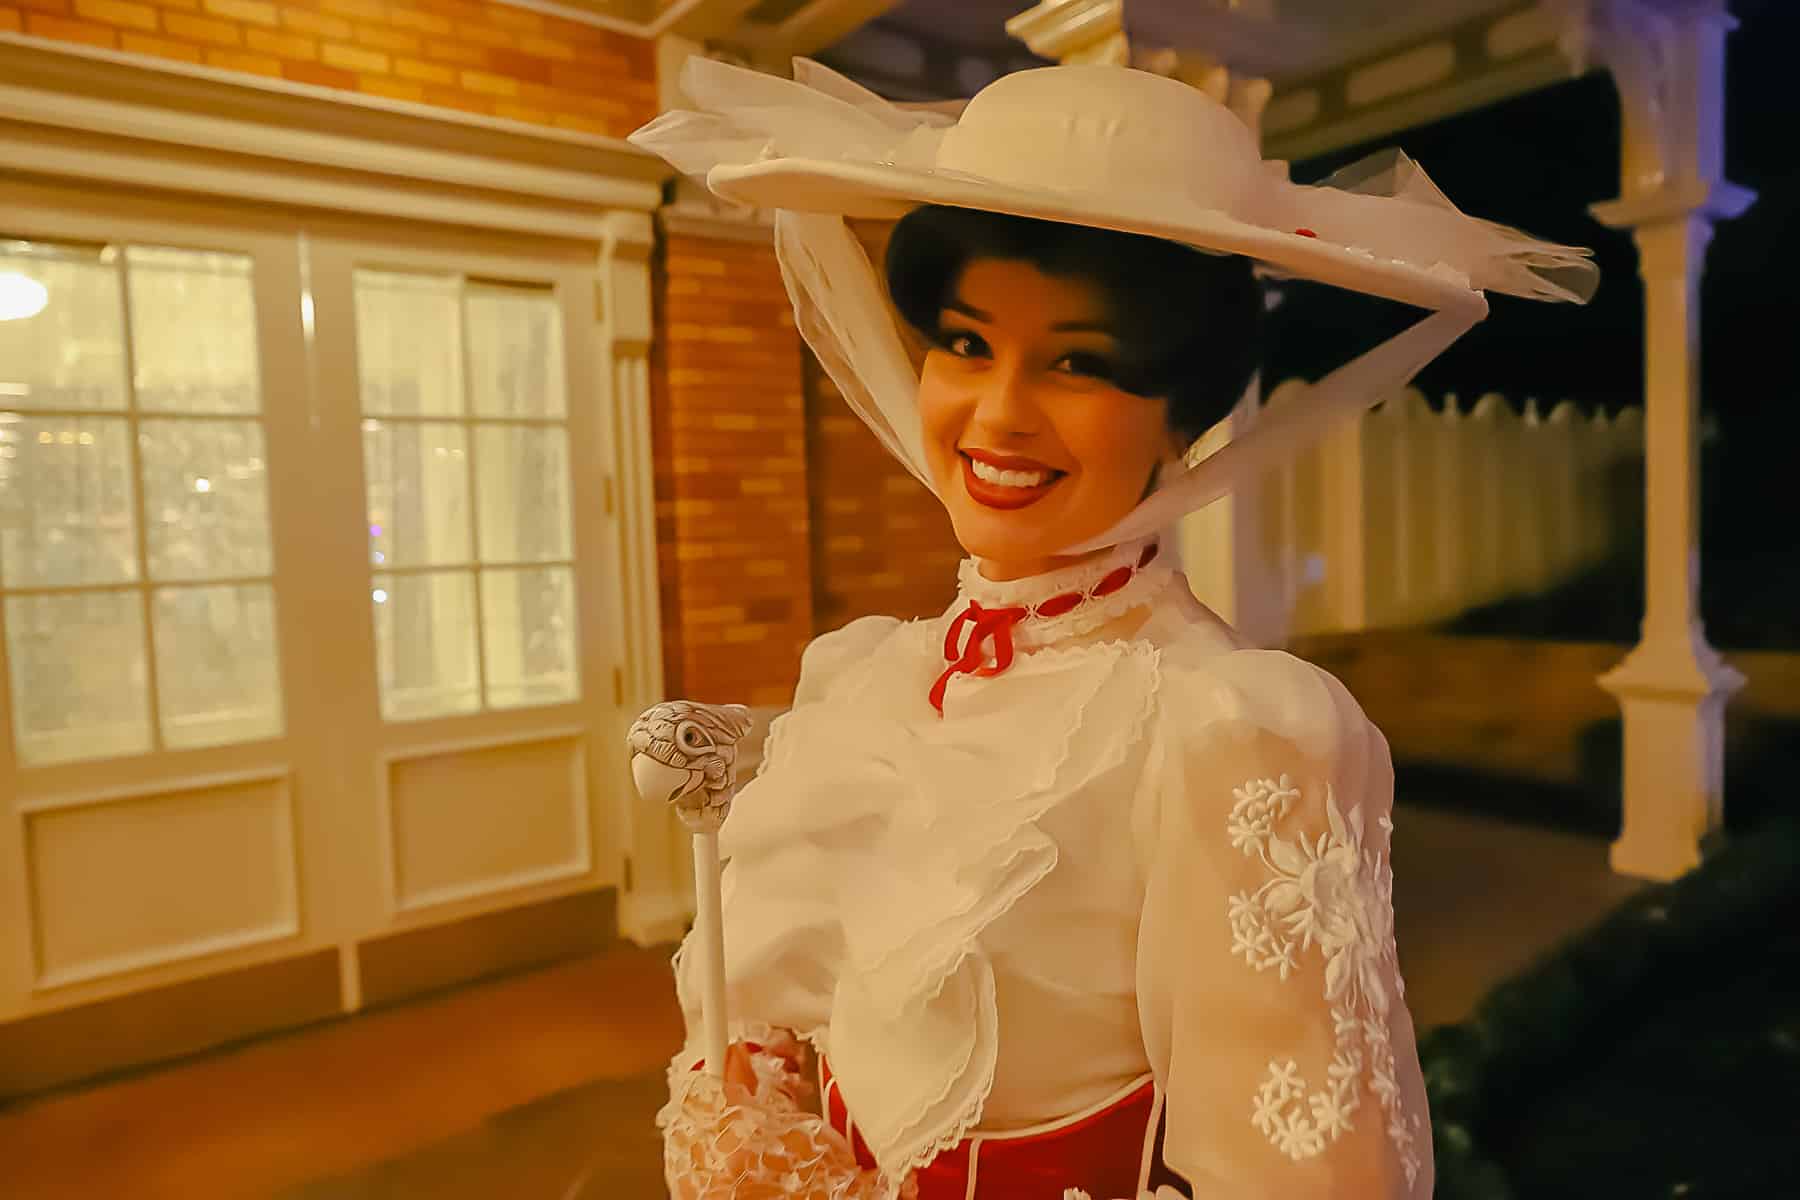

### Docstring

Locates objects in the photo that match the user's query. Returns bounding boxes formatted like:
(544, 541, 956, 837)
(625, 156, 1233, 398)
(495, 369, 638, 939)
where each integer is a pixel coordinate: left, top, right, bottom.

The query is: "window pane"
(373, 570, 479, 720)
(126, 247, 261, 415)
(152, 584, 283, 750)
(467, 283, 564, 418)
(481, 565, 577, 709)
(475, 425, 571, 564)
(363, 420, 471, 568)
(5, 591, 151, 766)
(355, 271, 463, 417)
(140, 420, 272, 581)
(0, 414, 138, 588)
(0, 243, 128, 412)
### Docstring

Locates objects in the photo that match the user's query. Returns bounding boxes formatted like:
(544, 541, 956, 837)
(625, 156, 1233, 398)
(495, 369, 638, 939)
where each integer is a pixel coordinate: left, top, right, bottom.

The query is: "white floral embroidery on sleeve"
(1224, 775, 1425, 1186)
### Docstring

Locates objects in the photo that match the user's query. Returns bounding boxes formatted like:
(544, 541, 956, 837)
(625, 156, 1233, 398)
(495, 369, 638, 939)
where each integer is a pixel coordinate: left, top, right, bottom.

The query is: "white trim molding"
(1257, 2, 1584, 162)
(597, 207, 696, 947)
(658, 178, 777, 244)
(496, 0, 701, 39)
(731, 0, 906, 67)
(0, 33, 669, 234)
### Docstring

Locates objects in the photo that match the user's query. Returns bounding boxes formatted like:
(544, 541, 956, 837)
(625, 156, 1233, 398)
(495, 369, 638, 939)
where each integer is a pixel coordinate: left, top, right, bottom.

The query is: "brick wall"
(806, 353, 961, 632)
(651, 232, 814, 708)
(2, 0, 656, 137)
(649, 220, 960, 708)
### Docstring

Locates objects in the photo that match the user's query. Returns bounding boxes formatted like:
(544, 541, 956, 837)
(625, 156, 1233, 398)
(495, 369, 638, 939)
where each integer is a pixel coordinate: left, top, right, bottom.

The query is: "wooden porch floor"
(0, 802, 1642, 1200)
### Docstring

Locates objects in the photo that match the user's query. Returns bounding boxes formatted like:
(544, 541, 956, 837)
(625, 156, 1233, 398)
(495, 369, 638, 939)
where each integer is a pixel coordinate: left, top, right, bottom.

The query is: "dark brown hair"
(885, 204, 1263, 444)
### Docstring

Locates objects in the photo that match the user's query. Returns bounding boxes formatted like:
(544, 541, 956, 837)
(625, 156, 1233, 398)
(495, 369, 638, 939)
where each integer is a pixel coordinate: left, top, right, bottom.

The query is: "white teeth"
(968, 457, 1050, 488)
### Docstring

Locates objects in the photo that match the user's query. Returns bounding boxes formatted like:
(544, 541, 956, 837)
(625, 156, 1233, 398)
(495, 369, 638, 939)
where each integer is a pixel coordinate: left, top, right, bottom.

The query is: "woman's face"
(917, 257, 1180, 581)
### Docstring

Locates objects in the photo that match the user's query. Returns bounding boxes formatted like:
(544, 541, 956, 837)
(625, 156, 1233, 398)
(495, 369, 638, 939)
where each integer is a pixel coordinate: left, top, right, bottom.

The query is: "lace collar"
(928, 536, 1175, 716)
(953, 535, 1176, 652)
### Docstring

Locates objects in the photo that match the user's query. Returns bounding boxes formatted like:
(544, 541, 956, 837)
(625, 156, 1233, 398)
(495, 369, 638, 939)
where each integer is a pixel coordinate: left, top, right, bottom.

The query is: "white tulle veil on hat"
(631, 57, 1596, 555)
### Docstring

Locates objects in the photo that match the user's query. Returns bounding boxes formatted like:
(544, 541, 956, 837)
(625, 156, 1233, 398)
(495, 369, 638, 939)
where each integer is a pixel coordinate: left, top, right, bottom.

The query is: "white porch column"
(1575, 0, 1754, 879)
(1178, 381, 1295, 647)
(1006, 0, 1274, 131)
(1006, 0, 1130, 66)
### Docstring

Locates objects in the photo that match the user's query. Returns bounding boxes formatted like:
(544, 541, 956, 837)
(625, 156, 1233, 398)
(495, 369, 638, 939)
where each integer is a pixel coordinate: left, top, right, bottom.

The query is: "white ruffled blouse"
(670, 536, 1433, 1198)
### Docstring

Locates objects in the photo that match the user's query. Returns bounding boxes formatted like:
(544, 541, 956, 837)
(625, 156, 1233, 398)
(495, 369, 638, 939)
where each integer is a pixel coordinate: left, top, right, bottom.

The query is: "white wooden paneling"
(382, 731, 592, 914)
(24, 770, 298, 990)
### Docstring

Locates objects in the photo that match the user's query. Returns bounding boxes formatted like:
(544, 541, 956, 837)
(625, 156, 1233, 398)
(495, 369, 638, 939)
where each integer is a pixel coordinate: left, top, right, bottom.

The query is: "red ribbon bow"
(928, 599, 1028, 716)
(925, 542, 1160, 717)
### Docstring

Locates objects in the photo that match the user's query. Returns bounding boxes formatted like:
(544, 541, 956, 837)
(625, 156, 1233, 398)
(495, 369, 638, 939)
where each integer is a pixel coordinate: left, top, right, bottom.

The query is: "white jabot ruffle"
(711, 600, 1161, 1176)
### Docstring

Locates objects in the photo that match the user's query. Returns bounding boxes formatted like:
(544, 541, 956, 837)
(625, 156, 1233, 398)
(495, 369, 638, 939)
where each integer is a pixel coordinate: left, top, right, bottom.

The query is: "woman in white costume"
(630, 55, 1594, 1200)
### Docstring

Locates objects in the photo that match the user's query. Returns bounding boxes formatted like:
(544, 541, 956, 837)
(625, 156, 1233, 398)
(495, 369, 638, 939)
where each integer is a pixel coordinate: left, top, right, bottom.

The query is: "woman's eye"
(939, 330, 989, 358)
(1055, 352, 1117, 381)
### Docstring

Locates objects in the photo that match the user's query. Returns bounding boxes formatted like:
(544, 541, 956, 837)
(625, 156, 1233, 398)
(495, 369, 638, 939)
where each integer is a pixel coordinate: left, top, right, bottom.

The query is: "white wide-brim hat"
(632, 57, 1595, 554)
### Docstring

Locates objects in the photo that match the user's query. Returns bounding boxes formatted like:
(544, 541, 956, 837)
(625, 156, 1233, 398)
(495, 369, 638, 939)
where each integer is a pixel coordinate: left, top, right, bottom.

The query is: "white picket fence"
(1181, 381, 1646, 642)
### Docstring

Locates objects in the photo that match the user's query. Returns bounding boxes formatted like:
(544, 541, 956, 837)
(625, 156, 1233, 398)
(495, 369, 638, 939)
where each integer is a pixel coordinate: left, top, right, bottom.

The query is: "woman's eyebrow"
(941, 297, 990, 322)
(941, 297, 1114, 335)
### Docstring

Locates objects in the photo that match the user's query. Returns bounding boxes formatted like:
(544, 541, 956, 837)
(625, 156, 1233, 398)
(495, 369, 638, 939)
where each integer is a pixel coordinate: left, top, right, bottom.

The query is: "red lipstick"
(958, 450, 1064, 511)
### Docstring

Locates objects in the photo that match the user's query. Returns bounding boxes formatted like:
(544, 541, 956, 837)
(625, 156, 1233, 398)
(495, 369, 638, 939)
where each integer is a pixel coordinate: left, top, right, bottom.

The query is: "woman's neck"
(975, 546, 1113, 583)
(954, 535, 1174, 656)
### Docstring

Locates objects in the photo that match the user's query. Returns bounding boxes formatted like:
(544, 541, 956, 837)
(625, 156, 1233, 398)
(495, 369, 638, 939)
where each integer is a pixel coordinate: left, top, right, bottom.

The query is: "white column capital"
(1556, 0, 1744, 202)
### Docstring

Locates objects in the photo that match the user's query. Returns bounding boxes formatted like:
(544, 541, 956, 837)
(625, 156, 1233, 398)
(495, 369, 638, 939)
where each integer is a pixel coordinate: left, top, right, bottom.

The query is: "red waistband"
(819, 1057, 1188, 1200)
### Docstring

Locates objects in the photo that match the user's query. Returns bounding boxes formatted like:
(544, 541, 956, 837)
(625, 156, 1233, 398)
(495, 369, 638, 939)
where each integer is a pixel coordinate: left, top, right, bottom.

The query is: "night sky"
(1265, 0, 1797, 559)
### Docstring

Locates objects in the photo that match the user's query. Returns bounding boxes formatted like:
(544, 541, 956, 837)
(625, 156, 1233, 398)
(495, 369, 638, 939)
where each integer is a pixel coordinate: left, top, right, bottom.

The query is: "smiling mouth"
(959, 452, 1065, 510)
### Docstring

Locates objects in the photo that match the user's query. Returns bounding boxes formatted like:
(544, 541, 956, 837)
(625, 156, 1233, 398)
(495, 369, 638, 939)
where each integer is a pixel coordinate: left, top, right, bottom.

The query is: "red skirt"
(820, 1057, 1191, 1200)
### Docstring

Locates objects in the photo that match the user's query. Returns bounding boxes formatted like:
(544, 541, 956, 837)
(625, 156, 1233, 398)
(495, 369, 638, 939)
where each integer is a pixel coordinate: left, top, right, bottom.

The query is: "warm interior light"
(0, 272, 48, 322)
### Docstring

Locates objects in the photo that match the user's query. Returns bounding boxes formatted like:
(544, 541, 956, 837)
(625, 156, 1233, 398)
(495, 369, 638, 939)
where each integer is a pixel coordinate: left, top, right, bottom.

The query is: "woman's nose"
(968, 360, 1040, 436)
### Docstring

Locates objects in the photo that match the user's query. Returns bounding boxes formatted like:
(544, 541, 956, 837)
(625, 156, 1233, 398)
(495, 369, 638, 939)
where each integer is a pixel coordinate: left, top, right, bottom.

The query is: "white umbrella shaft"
(693, 829, 729, 1079)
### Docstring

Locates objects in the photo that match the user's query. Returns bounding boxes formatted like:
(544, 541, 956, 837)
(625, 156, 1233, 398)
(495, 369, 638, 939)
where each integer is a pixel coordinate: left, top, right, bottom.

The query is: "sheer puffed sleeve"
(1135, 649, 1431, 1199)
